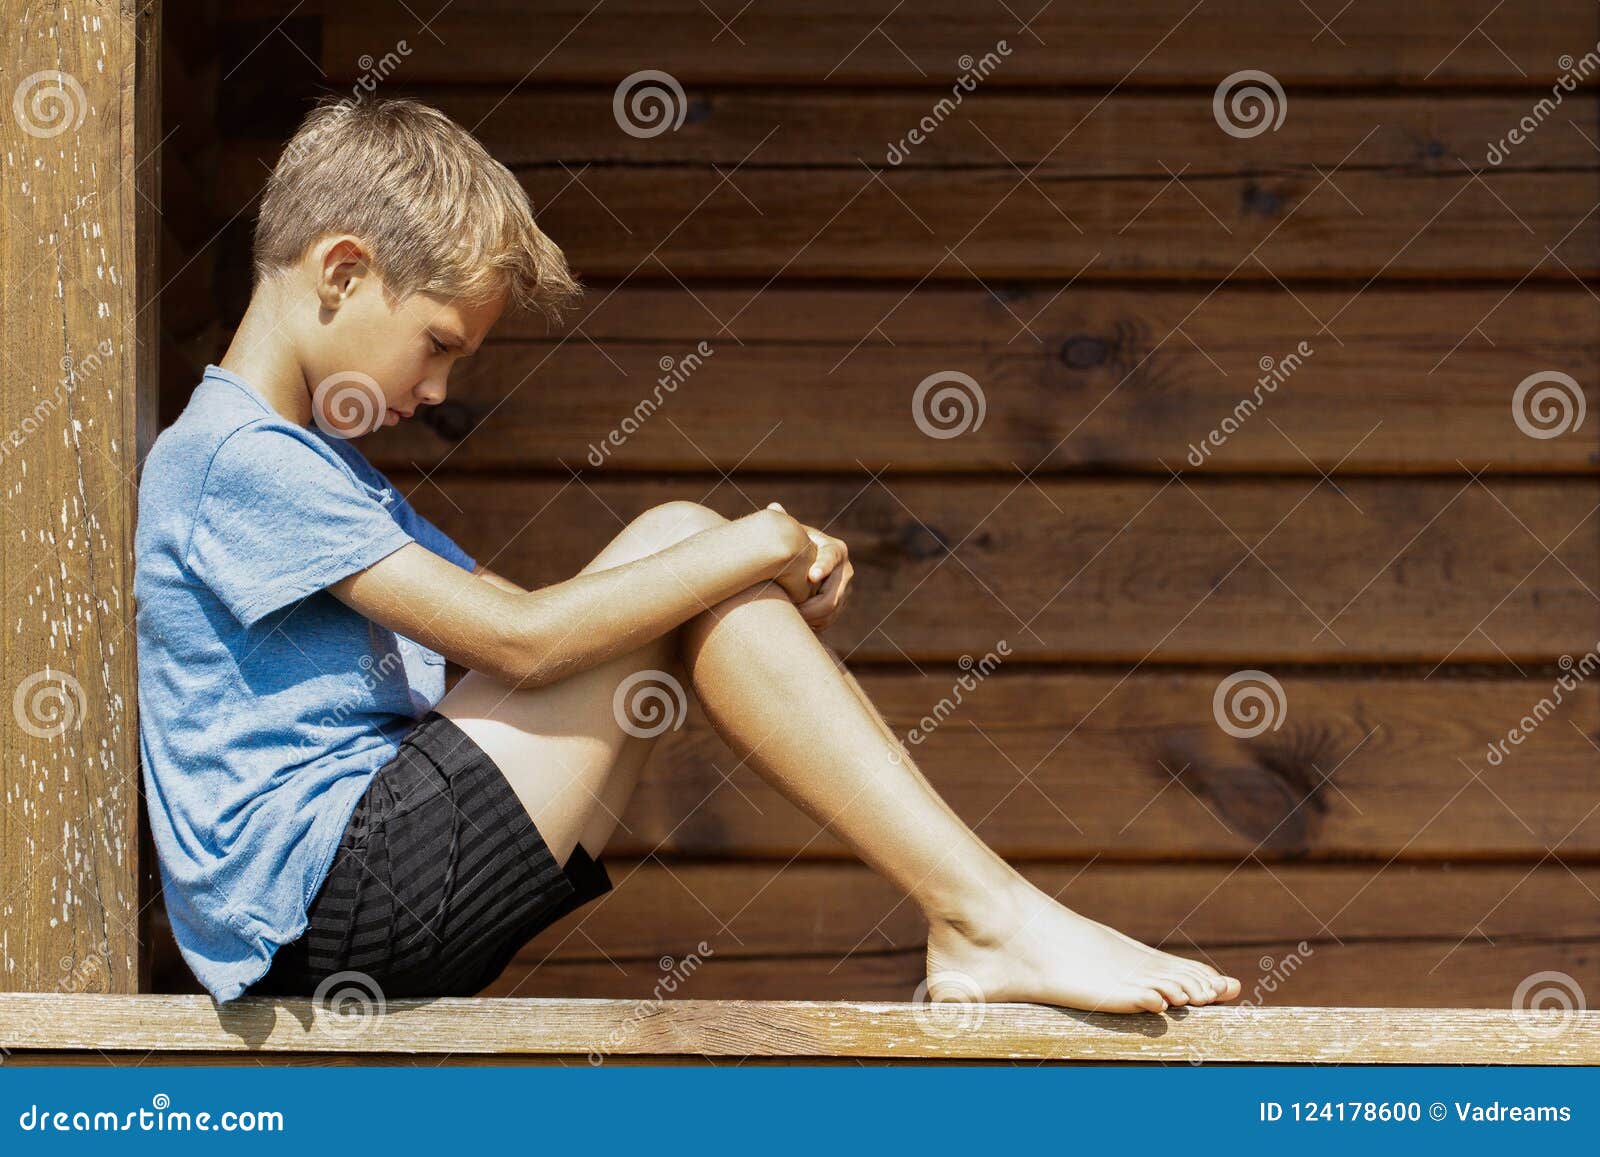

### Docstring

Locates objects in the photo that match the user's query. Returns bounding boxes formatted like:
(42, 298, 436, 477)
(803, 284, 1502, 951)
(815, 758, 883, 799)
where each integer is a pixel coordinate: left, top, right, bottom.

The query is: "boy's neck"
(217, 283, 313, 428)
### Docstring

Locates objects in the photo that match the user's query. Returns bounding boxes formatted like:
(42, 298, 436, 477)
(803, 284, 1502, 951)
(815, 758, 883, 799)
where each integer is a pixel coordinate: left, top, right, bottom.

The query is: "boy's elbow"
(485, 599, 559, 690)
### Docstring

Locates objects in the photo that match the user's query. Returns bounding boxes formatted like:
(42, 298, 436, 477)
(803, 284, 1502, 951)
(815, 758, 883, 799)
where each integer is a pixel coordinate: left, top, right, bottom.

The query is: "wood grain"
(472, 861, 1600, 1009)
(0, 0, 156, 994)
(224, 1, 1600, 88)
(333, 285, 1600, 475)
(1, 994, 1594, 1063)
(504, 167, 1600, 281)
(0, 1052, 1050, 1066)
(400, 475, 1600, 663)
(213, 156, 1600, 283)
(581, 672, 1600, 859)
(496, 859, 1600, 952)
(209, 84, 1600, 284)
(145, 862, 1600, 1010)
(218, 91, 1600, 177)
(488, 942, 1600, 1011)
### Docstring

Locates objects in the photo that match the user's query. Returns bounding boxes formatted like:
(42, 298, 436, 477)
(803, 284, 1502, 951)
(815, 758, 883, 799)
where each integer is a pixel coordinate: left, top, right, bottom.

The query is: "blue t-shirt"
(134, 364, 478, 1003)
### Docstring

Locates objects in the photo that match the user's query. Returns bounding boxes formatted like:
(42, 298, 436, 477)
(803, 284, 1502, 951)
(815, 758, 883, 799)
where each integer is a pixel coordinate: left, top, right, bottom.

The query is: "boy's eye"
(429, 336, 448, 355)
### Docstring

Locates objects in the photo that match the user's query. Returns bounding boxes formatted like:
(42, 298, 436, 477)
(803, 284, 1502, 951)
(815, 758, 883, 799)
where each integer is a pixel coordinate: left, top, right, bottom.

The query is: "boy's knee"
(584, 501, 732, 577)
(634, 500, 727, 544)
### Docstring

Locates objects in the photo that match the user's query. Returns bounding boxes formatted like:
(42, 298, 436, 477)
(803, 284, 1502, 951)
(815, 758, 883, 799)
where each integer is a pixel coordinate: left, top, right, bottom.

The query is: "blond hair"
(253, 96, 583, 325)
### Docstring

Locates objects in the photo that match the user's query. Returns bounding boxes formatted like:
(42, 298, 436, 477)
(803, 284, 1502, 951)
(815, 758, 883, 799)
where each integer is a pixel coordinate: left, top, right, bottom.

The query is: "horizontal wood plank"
(341, 286, 1600, 475)
(490, 943, 1600, 1012)
(513, 167, 1600, 281)
(224, 1, 1600, 88)
(492, 861, 1600, 960)
(221, 91, 1600, 176)
(146, 863, 1600, 1011)
(0, 1050, 1049, 1066)
(210, 89, 1600, 283)
(479, 862, 1600, 1010)
(401, 476, 1600, 663)
(593, 673, 1600, 859)
(3, 995, 1595, 1063)
(214, 156, 1600, 283)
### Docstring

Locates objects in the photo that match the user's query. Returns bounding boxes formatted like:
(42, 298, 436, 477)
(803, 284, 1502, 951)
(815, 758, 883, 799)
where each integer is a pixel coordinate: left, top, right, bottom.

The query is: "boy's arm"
(471, 561, 526, 593)
(327, 509, 805, 690)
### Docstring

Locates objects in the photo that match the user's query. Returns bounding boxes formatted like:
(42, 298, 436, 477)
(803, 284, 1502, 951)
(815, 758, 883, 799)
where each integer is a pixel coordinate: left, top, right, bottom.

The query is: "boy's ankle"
(922, 869, 1034, 948)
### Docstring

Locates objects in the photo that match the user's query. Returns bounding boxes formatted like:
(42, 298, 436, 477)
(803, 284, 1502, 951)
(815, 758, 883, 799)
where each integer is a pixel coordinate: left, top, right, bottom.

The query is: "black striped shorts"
(249, 710, 612, 999)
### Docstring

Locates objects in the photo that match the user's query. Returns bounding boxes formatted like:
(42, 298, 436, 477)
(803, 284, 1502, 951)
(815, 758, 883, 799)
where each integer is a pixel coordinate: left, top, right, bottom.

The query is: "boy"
(135, 97, 1240, 1012)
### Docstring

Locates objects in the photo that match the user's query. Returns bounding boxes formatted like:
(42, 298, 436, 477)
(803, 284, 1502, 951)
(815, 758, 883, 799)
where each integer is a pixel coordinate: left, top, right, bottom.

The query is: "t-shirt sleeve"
(185, 425, 417, 629)
(387, 490, 477, 574)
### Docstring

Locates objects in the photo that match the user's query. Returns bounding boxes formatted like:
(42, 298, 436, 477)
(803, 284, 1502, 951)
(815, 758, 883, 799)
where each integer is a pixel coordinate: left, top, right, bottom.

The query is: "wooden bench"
(2, 995, 1596, 1065)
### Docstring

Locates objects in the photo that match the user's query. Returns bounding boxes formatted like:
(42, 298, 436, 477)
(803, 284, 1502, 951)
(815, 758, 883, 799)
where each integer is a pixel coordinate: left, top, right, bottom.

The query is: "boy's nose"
(415, 378, 447, 406)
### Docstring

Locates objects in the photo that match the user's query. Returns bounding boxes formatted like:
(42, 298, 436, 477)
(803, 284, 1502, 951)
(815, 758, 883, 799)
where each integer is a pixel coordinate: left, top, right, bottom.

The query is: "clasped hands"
(764, 501, 853, 632)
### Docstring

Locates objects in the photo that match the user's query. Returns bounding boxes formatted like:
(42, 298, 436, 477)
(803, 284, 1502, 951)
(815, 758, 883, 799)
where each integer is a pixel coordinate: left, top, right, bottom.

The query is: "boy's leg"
(679, 579, 1243, 1014)
(433, 501, 712, 866)
(437, 499, 1241, 1013)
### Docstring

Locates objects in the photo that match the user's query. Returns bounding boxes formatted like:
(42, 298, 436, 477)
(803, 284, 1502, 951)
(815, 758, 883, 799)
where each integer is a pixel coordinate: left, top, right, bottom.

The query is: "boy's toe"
(1129, 987, 1168, 1015)
(1149, 976, 1190, 1007)
(1182, 965, 1223, 1001)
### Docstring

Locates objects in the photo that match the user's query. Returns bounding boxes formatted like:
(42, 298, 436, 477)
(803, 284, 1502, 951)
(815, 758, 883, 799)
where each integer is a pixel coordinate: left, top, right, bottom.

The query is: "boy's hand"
(766, 502, 853, 632)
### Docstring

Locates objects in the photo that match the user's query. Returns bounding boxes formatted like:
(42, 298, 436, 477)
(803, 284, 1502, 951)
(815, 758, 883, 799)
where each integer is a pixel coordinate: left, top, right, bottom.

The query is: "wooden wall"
(155, 1, 1600, 1008)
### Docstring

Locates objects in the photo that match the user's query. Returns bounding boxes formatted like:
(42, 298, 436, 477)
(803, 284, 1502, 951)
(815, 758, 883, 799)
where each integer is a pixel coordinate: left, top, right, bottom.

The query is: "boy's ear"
(314, 235, 372, 311)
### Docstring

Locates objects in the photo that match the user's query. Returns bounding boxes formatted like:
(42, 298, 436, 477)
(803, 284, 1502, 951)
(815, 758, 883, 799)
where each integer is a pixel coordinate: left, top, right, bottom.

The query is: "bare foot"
(924, 879, 1244, 1015)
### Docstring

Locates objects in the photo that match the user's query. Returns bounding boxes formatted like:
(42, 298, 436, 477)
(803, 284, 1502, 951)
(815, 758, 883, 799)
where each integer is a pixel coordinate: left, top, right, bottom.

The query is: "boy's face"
(299, 237, 506, 438)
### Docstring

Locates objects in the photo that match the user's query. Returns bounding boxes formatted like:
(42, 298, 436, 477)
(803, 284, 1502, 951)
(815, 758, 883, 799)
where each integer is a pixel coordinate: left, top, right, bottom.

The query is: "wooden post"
(0, 1, 159, 993)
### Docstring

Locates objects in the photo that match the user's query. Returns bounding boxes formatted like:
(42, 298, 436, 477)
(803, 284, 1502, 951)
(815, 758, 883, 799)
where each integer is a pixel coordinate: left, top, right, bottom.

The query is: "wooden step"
(1, 995, 1596, 1064)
